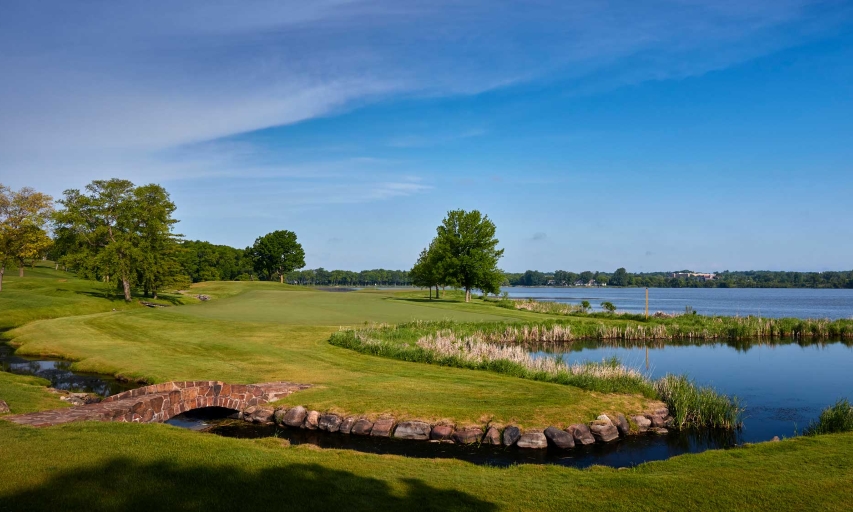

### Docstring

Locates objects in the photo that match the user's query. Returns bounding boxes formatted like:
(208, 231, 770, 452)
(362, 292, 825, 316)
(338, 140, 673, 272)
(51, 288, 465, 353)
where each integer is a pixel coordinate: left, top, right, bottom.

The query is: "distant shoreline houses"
(670, 272, 716, 281)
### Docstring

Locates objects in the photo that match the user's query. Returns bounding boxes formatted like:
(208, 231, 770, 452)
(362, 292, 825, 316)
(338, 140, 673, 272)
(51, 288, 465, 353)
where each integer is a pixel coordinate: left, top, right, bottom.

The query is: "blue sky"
(1, 1, 852, 272)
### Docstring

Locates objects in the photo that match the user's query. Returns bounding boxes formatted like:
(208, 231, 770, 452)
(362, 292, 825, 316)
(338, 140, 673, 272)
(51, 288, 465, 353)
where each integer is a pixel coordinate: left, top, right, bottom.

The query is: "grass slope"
(0, 421, 851, 511)
(0, 372, 69, 414)
(0, 262, 194, 334)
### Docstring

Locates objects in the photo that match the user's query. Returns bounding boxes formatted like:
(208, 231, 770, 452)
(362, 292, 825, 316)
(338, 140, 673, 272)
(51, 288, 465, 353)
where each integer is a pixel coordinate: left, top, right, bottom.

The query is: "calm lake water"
(502, 286, 853, 319)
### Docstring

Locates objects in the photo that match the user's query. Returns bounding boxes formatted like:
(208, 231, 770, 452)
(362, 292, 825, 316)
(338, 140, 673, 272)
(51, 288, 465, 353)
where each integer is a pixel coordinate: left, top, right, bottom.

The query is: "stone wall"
(245, 404, 674, 449)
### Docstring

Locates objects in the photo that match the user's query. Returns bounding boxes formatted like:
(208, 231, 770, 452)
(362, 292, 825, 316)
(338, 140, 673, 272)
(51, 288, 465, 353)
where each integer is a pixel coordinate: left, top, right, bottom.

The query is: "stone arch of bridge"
(4, 381, 311, 427)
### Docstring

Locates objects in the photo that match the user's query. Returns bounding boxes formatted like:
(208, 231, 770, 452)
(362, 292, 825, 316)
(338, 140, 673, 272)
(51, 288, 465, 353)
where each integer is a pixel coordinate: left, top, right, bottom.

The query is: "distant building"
(671, 272, 716, 281)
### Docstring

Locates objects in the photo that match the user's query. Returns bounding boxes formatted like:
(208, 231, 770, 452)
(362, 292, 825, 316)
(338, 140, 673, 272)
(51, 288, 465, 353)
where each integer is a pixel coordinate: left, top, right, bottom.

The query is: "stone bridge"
(4, 380, 311, 427)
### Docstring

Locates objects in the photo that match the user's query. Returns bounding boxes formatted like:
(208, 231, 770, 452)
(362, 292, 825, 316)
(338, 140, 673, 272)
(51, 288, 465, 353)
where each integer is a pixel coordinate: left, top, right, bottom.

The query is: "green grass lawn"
(0, 420, 851, 511)
(4, 284, 657, 427)
(0, 262, 194, 334)
(0, 371, 69, 414)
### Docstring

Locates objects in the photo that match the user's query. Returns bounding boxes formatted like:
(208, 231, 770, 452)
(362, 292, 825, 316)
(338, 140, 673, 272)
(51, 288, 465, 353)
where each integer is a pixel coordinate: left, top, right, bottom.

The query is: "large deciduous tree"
(54, 179, 183, 301)
(248, 230, 306, 283)
(433, 209, 504, 302)
(0, 184, 54, 290)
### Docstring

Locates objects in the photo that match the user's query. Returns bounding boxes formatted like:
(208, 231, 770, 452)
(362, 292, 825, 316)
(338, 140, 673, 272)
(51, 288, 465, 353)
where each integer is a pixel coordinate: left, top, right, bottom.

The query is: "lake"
(502, 286, 853, 319)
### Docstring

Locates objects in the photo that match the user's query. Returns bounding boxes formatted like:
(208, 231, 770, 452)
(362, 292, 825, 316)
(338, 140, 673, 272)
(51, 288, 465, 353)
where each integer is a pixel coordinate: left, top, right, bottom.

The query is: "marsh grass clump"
(654, 375, 743, 430)
(330, 327, 654, 396)
(804, 399, 853, 436)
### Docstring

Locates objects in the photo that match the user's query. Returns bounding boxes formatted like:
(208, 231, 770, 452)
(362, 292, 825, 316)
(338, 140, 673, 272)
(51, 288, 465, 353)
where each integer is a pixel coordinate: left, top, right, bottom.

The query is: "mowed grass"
(0, 372, 69, 414)
(1, 420, 852, 511)
(0, 262, 194, 334)
(6, 297, 656, 427)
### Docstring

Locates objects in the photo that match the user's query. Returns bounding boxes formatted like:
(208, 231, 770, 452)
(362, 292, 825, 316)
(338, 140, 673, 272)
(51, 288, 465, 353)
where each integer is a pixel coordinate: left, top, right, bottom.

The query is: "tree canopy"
(425, 209, 504, 302)
(248, 230, 306, 283)
(54, 179, 185, 301)
(0, 184, 54, 290)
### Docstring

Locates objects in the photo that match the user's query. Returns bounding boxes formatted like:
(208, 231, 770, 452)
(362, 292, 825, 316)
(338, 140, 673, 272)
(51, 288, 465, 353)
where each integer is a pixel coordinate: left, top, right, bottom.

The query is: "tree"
(433, 209, 504, 302)
(580, 300, 591, 312)
(54, 179, 182, 301)
(248, 230, 305, 283)
(610, 267, 629, 287)
(579, 271, 593, 284)
(410, 243, 445, 299)
(601, 301, 617, 313)
(0, 185, 54, 291)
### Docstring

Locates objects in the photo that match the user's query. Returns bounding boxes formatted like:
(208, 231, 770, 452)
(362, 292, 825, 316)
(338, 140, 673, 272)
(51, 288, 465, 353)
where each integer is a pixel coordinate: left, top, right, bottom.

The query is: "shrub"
(654, 374, 743, 430)
(804, 399, 853, 436)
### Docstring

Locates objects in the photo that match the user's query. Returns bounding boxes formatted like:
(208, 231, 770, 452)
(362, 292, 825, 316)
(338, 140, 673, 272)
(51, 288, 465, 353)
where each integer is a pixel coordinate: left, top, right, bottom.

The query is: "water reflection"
(0, 343, 135, 397)
(529, 338, 853, 442)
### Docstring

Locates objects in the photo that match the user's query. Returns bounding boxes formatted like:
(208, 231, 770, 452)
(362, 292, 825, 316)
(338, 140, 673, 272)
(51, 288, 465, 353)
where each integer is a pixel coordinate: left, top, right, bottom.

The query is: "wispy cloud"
(1, 0, 848, 191)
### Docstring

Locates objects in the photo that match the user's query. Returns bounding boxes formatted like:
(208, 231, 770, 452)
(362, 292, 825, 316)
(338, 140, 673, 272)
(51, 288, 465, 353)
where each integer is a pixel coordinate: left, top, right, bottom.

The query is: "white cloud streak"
(0, 0, 848, 193)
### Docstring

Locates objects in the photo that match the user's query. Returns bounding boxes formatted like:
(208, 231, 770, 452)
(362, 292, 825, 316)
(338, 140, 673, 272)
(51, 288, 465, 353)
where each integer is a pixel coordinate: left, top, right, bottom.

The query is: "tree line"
(505, 268, 853, 289)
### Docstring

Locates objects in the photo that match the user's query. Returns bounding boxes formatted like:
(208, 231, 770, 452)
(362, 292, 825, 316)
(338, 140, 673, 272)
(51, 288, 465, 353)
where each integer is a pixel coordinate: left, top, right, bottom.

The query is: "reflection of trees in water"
(531, 337, 852, 355)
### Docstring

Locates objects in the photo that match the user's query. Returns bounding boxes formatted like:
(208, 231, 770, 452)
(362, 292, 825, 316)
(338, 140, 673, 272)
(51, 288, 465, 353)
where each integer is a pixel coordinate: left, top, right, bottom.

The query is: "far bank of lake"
(502, 287, 853, 319)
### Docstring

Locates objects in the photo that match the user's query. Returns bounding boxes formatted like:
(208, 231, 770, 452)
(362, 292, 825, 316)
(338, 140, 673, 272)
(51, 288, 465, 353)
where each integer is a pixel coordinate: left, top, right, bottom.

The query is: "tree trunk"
(428, 286, 432, 299)
(19, 266, 24, 278)
(465, 288, 471, 302)
(122, 277, 132, 302)
(0, 266, 4, 292)
(153, 291, 158, 300)
(280, 273, 283, 284)
(435, 285, 440, 299)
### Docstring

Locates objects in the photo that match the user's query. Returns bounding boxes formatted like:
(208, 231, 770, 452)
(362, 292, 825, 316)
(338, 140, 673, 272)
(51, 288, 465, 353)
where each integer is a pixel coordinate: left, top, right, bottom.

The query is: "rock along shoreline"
(240, 405, 675, 449)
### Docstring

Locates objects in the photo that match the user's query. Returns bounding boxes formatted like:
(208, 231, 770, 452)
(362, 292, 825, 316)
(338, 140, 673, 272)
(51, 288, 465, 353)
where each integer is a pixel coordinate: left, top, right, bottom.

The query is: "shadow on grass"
(1, 456, 496, 512)
(69, 289, 186, 306)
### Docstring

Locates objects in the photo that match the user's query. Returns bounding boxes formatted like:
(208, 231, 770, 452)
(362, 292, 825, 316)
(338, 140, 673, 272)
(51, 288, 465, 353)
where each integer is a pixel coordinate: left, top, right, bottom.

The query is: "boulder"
(370, 418, 395, 437)
(318, 413, 343, 432)
(303, 410, 320, 430)
(483, 427, 502, 445)
(651, 427, 669, 435)
(544, 426, 575, 449)
(0, 400, 9, 414)
(393, 421, 432, 440)
(351, 418, 374, 435)
(339, 416, 358, 434)
(283, 406, 307, 427)
(244, 406, 275, 424)
(648, 414, 667, 428)
(517, 431, 548, 449)
(453, 428, 484, 445)
(632, 415, 652, 433)
(596, 414, 613, 426)
(502, 425, 521, 446)
(567, 424, 595, 445)
(608, 414, 630, 436)
(589, 422, 619, 443)
(273, 408, 287, 425)
(430, 425, 455, 441)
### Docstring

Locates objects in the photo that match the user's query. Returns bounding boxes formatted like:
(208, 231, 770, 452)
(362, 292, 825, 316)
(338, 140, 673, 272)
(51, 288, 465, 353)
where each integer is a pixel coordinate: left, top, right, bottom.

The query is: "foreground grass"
(1, 420, 852, 511)
(5, 285, 658, 428)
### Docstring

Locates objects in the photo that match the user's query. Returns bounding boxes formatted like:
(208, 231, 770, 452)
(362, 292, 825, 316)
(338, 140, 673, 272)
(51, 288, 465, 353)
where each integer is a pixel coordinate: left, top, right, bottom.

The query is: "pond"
(531, 338, 853, 443)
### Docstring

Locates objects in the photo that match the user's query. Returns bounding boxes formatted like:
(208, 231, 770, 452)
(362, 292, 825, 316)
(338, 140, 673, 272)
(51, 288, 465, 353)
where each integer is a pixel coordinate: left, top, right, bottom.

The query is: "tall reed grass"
(654, 375, 743, 430)
(804, 399, 853, 436)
